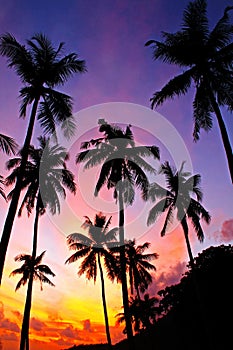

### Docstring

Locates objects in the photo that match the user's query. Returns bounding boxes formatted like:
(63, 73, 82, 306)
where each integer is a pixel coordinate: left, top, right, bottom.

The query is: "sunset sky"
(0, 0, 233, 349)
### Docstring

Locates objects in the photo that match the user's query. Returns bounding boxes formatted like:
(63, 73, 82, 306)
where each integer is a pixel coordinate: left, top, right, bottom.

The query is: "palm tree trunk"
(209, 91, 233, 184)
(181, 218, 194, 269)
(97, 253, 112, 349)
(0, 97, 40, 285)
(20, 272, 33, 350)
(20, 197, 40, 350)
(118, 185, 134, 350)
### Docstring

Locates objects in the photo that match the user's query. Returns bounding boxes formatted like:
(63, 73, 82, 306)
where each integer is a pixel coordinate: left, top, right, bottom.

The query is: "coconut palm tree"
(0, 33, 86, 284)
(65, 212, 118, 349)
(6, 136, 76, 349)
(5, 135, 76, 262)
(145, 0, 233, 183)
(147, 161, 211, 268)
(116, 293, 158, 335)
(76, 119, 160, 349)
(10, 251, 55, 350)
(125, 239, 158, 299)
(0, 133, 18, 200)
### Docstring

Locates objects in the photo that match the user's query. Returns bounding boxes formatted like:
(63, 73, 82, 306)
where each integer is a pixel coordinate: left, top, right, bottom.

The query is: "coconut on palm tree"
(145, 0, 233, 183)
(10, 251, 55, 350)
(6, 136, 76, 350)
(65, 212, 118, 349)
(0, 33, 86, 284)
(76, 119, 160, 349)
(125, 239, 158, 299)
(147, 161, 211, 268)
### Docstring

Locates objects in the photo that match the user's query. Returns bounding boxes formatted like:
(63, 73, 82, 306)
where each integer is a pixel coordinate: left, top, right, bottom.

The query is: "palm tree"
(65, 212, 118, 349)
(145, 0, 233, 183)
(125, 239, 158, 299)
(0, 133, 18, 200)
(0, 133, 18, 155)
(116, 294, 158, 334)
(6, 136, 76, 349)
(76, 119, 160, 349)
(147, 161, 211, 268)
(6, 135, 76, 262)
(0, 33, 86, 284)
(10, 251, 55, 350)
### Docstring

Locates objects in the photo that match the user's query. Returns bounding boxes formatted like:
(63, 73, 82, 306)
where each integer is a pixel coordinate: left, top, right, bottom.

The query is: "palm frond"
(151, 69, 193, 108)
(0, 134, 18, 155)
(147, 197, 172, 226)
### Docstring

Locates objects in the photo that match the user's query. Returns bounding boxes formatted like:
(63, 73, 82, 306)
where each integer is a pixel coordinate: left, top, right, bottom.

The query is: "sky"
(0, 0, 233, 349)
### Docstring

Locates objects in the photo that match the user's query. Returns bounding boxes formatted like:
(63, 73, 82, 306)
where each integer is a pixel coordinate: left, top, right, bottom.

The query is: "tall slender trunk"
(209, 91, 233, 184)
(0, 97, 40, 285)
(97, 253, 112, 349)
(20, 198, 40, 350)
(118, 185, 134, 350)
(20, 271, 33, 350)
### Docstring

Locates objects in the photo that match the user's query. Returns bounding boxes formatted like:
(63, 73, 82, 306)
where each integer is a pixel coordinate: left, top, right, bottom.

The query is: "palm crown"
(146, 0, 233, 182)
(5, 136, 76, 217)
(0, 33, 86, 138)
(10, 251, 55, 292)
(147, 161, 211, 265)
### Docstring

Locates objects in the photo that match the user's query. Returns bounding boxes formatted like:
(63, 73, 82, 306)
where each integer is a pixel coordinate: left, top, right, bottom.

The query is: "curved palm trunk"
(209, 91, 233, 184)
(20, 198, 40, 350)
(97, 253, 112, 349)
(0, 97, 40, 285)
(118, 185, 134, 350)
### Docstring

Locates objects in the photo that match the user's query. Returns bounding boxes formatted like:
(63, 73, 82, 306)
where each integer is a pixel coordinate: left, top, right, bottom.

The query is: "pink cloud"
(0, 319, 20, 333)
(82, 319, 92, 332)
(30, 317, 46, 332)
(211, 219, 233, 243)
(60, 325, 81, 340)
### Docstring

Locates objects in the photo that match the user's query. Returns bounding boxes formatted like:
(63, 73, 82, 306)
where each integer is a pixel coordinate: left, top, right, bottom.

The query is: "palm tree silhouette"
(124, 240, 158, 299)
(0, 133, 18, 155)
(116, 293, 158, 335)
(65, 212, 118, 349)
(147, 161, 211, 268)
(145, 0, 233, 183)
(10, 251, 55, 350)
(76, 119, 160, 349)
(0, 133, 18, 200)
(0, 33, 86, 284)
(6, 136, 76, 349)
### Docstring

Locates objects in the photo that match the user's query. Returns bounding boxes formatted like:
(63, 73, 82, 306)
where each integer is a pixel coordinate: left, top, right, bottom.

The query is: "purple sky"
(0, 0, 232, 347)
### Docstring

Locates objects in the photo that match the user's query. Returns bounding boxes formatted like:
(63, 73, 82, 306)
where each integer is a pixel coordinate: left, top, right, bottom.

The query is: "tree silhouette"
(66, 213, 118, 349)
(0, 133, 18, 200)
(6, 136, 76, 349)
(147, 161, 210, 268)
(76, 119, 160, 350)
(0, 33, 86, 284)
(10, 251, 55, 350)
(146, 0, 233, 183)
(116, 294, 158, 335)
(124, 240, 158, 299)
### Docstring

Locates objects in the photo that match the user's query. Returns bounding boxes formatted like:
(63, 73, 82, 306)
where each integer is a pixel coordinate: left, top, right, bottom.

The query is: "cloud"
(211, 219, 233, 243)
(60, 325, 81, 340)
(1, 332, 18, 341)
(0, 319, 20, 333)
(148, 260, 187, 295)
(30, 317, 46, 332)
(82, 319, 92, 332)
(11, 310, 22, 321)
(0, 302, 20, 333)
